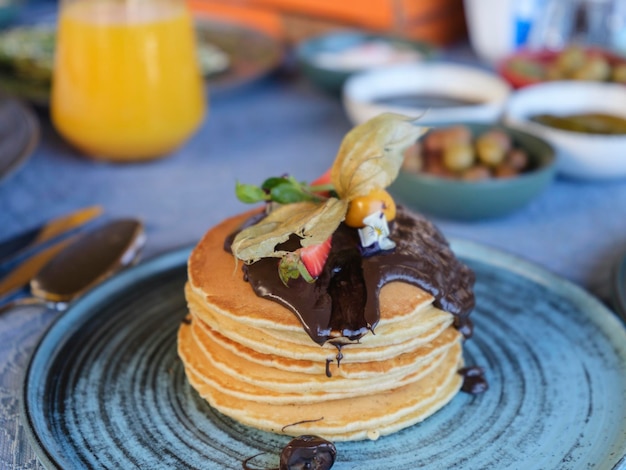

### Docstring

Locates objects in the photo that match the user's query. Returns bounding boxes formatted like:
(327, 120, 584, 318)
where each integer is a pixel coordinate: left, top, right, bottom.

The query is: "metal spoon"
(0, 219, 146, 313)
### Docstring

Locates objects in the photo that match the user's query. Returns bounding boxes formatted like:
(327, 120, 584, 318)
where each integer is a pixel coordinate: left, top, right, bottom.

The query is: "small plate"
(194, 18, 283, 94)
(0, 96, 39, 183)
(21, 242, 626, 468)
(0, 20, 283, 105)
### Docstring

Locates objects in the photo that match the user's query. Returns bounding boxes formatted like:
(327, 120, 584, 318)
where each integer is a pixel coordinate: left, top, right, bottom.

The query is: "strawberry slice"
(278, 236, 332, 285)
(310, 168, 332, 187)
(300, 236, 332, 278)
(310, 169, 334, 198)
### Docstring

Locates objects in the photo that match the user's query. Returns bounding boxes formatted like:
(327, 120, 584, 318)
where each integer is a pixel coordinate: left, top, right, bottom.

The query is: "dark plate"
(0, 96, 39, 183)
(22, 242, 626, 469)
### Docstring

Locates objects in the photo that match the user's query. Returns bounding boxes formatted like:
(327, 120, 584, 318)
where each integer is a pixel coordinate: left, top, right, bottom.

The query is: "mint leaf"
(271, 182, 312, 204)
(235, 182, 268, 203)
(262, 176, 289, 191)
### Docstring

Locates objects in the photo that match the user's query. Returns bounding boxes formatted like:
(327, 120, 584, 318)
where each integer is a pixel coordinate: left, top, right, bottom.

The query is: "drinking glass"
(51, 0, 206, 162)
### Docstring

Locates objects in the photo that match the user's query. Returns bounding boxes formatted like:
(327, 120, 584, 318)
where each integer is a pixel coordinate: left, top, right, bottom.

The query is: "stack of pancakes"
(178, 213, 464, 441)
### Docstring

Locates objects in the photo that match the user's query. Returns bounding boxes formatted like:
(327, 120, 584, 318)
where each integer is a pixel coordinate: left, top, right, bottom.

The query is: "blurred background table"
(1, 0, 626, 468)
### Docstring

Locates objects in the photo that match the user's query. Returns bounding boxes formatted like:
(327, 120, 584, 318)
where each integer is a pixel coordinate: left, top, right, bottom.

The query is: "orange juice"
(51, 0, 206, 161)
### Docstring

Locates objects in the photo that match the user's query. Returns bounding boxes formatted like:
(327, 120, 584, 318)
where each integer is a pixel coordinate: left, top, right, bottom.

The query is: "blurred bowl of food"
(390, 122, 556, 220)
(295, 30, 433, 94)
(503, 81, 626, 179)
(343, 63, 511, 126)
(0, 26, 55, 105)
(498, 45, 626, 89)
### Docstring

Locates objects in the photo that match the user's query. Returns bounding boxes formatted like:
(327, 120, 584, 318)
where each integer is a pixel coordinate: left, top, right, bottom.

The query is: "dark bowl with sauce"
(389, 122, 556, 221)
(295, 31, 434, 95)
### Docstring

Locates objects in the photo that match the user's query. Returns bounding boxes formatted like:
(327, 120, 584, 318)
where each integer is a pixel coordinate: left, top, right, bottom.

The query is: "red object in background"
(498, 47, 626, 89)
(188, 0, 467, 46)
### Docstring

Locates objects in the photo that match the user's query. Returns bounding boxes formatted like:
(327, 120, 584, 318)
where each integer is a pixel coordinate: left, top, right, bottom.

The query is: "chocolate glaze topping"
(226, 207, 475, 346)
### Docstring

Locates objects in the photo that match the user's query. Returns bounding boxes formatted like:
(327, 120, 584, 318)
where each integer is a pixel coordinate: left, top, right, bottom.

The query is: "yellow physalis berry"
(345, 189, 396, 228)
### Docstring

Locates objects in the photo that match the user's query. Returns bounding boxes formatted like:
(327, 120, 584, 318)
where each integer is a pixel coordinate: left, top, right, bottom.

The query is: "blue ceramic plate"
(22, 242, 626, 469)
(612, 250, 626, 324)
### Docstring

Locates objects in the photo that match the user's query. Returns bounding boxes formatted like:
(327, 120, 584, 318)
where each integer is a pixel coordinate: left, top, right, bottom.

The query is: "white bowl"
(342, 63, 511, 125)
(503, 81, 626, 180)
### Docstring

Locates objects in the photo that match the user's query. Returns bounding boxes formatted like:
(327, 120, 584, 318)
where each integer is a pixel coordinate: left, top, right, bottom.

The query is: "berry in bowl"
(498, 45, 626, 89)
(390, 122, 556, 220)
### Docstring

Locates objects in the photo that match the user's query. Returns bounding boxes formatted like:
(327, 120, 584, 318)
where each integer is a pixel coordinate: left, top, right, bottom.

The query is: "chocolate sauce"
(325, 359, 332, 378)
(455, 316, 474, 339)
(459, 366, 488, 394)
(227, 207, 475, 346)
(279, 435, 337, 470)
(324, 345, 344, 377)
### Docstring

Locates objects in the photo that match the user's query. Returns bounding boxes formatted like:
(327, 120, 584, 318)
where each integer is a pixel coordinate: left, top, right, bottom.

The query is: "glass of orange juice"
(51, 0, 206, 162)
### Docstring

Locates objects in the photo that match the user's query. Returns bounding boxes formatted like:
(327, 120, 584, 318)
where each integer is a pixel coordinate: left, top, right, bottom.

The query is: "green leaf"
(261, 176, 289, 191)
(271, 182, 312, 204)
(235, 182, 268, 204)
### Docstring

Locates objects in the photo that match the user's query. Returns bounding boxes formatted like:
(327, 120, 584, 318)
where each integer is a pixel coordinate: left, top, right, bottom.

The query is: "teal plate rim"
(20, 240, 626, 469)
(611, 248, 626, 324)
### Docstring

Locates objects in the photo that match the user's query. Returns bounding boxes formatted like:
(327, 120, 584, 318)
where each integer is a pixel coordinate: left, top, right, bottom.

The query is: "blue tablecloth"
(1, 34, 626, 469)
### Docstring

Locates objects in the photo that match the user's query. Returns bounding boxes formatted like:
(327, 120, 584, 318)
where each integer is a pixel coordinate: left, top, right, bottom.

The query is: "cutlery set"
(0, 206, 146, 313)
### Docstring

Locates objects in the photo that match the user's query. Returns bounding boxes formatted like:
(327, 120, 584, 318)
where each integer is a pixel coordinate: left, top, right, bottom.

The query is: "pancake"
(189, 310, 457, 378)
(178, 210, 474, 441)
(185, 282, 455, 364)
(184, 317, 461, 393)
(179, 319, 460, 402)
(181, 337, 463, 441)
(187, 212, 438, 333)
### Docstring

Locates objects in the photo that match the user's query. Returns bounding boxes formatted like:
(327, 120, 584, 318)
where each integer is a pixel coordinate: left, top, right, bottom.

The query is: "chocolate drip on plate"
(459, 366, 488, 394)
(279, 435, 337, 470)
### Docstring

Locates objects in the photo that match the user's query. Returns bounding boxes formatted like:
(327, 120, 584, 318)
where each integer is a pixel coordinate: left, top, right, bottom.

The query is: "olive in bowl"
(389, 123, 556, 220)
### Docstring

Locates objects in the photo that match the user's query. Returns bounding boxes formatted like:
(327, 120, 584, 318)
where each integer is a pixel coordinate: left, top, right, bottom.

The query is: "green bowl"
(389, 123, 556, 221)
(295, 31, 434, 95)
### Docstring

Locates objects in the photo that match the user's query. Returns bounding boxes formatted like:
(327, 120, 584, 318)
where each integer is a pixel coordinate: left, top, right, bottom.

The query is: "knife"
(0, 235, 78, 299)
(0, 206, 103, 267)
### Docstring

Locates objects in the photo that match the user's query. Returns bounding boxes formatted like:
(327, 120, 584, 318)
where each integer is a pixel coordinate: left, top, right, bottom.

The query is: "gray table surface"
(1, 38, 626, 468)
